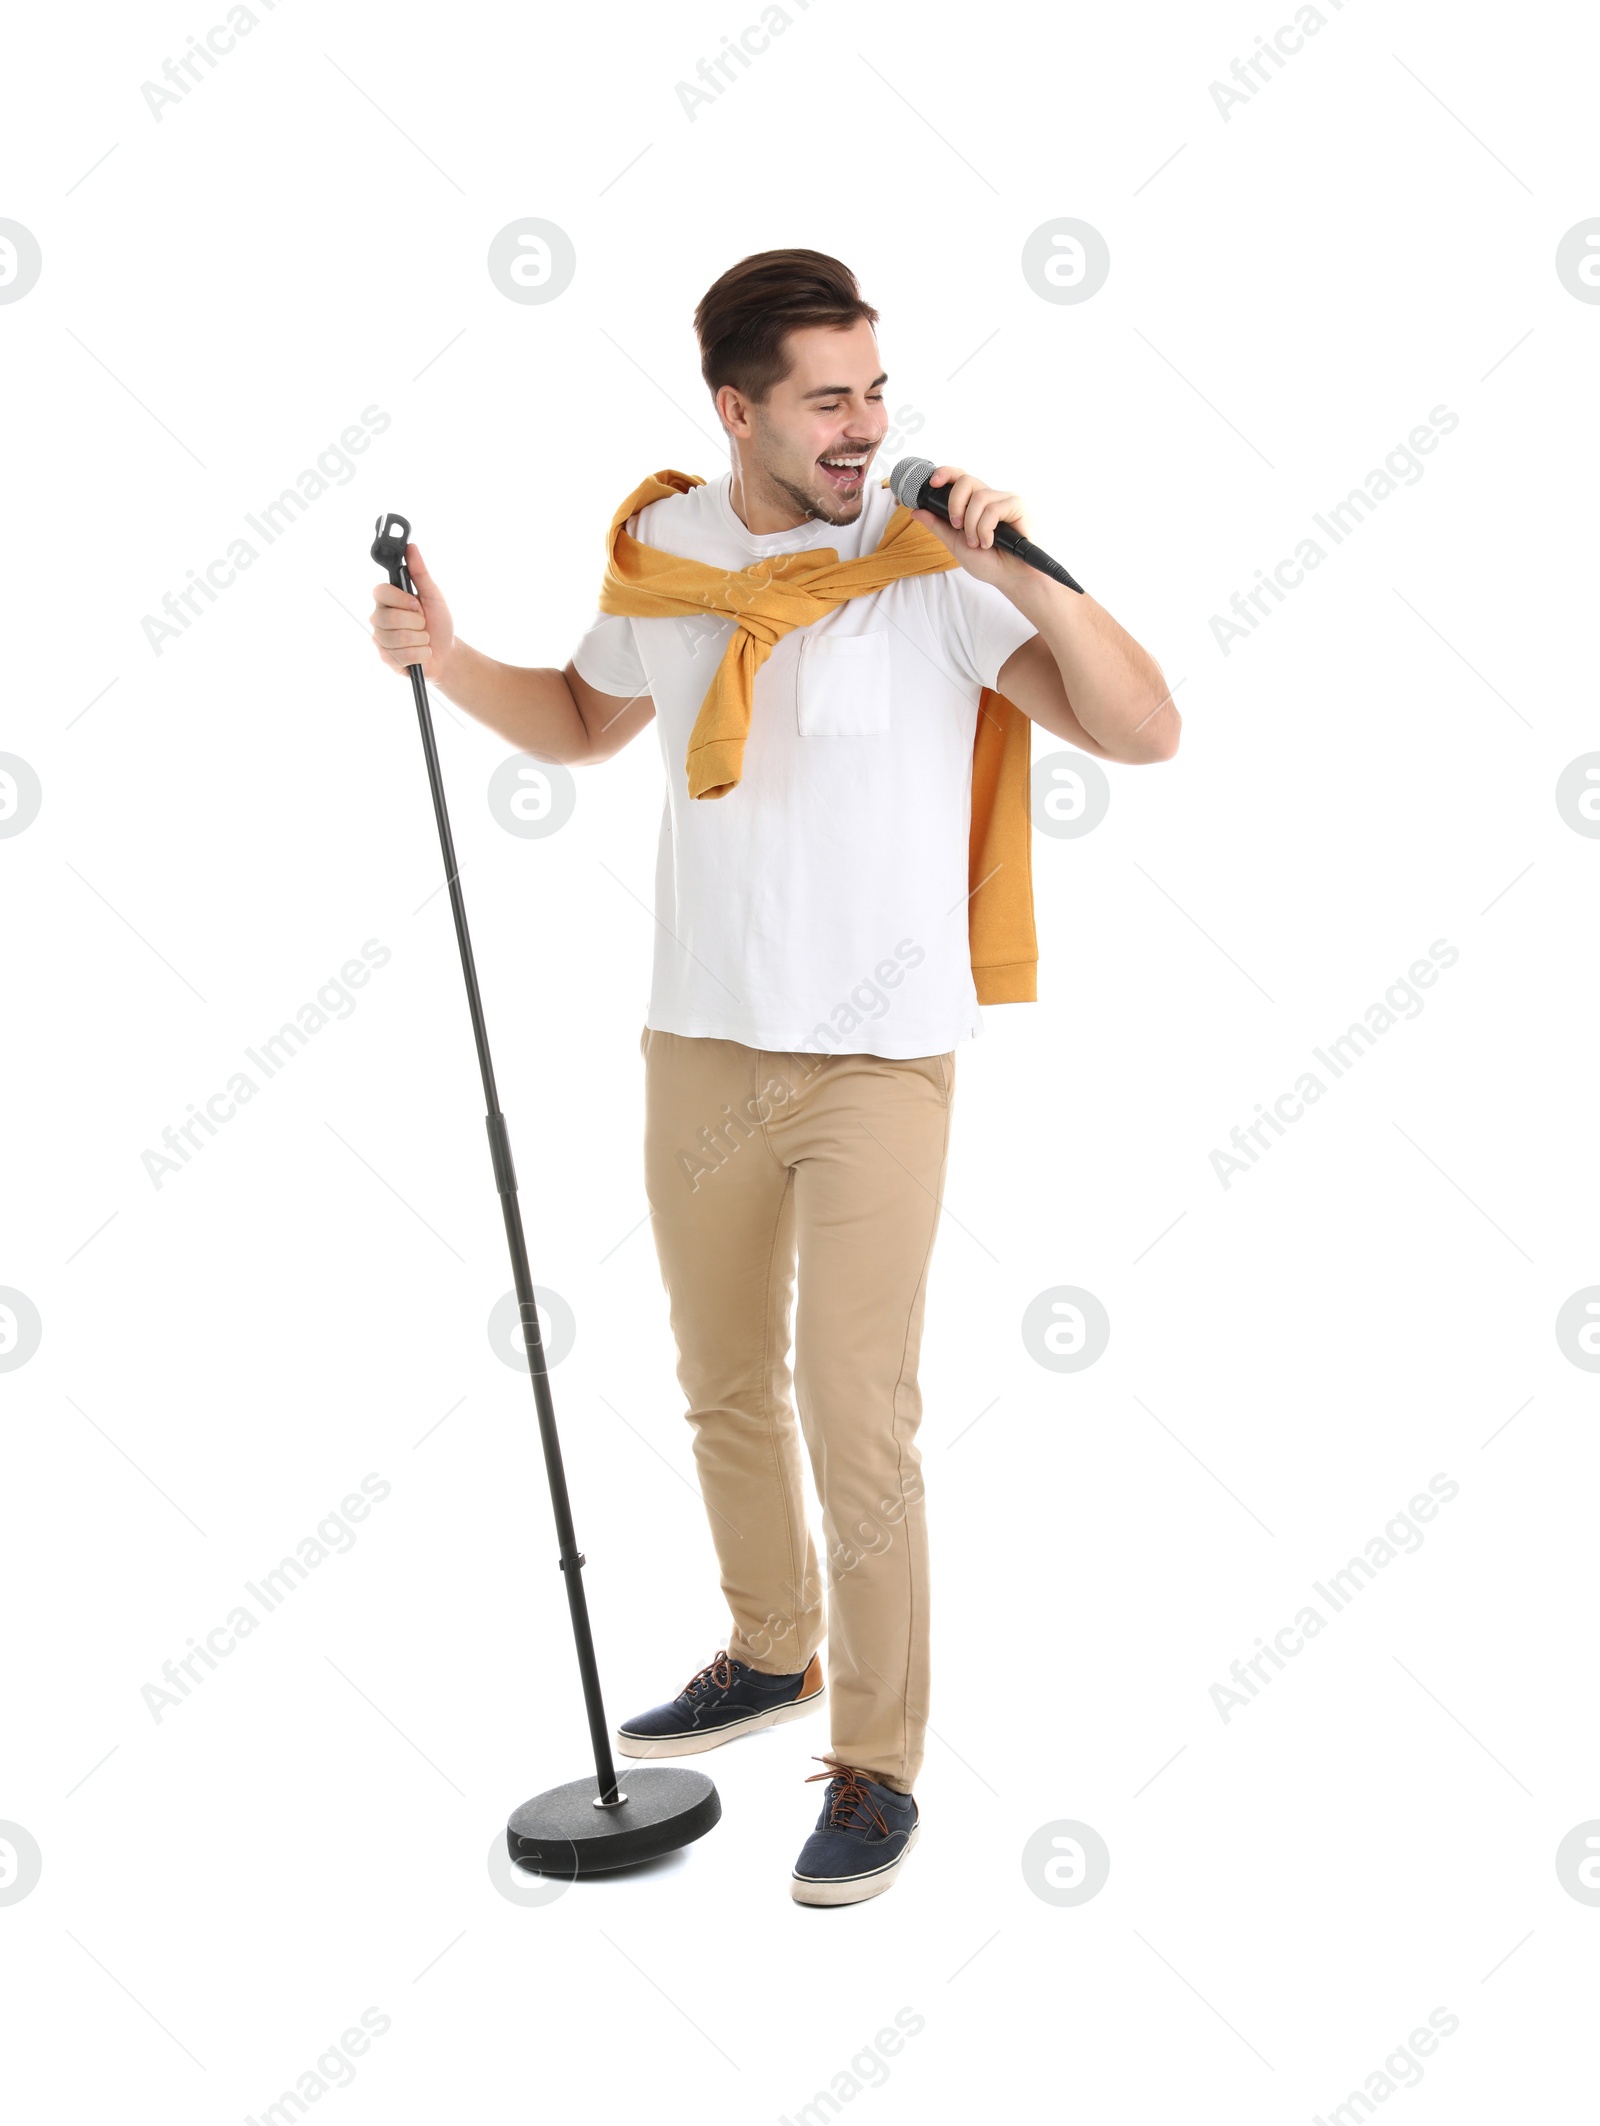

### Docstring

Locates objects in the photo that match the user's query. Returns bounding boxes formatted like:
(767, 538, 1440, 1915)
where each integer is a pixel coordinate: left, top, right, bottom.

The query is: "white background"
(3, 0, 1597, 2119)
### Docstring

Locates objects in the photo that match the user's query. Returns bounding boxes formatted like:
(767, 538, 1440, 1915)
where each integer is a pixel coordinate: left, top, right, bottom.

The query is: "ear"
(715, 383, 754, 438)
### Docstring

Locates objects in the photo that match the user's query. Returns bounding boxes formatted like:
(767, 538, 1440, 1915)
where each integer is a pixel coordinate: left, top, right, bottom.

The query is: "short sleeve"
(935, 569, 1039, 692)
(570, 610, 649, 699)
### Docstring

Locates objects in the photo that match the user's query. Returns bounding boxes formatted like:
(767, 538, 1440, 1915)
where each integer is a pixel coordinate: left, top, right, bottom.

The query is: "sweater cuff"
(686, 738, 745, 800)
(973, 960, 1037, 1005)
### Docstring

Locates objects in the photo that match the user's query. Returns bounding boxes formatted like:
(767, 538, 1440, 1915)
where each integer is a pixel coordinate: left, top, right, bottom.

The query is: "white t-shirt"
(570, 471, 1038, 1059)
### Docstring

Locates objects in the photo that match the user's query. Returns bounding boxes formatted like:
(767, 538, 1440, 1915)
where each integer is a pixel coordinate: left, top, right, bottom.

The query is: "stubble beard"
(757, 444, 869, 530)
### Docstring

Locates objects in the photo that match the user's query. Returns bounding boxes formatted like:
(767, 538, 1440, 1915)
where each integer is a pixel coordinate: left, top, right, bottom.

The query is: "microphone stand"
(370, 511, 720, 1876)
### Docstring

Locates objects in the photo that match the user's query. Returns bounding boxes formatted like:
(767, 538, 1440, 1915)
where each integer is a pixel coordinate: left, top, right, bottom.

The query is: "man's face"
(722, 319, 889, 527)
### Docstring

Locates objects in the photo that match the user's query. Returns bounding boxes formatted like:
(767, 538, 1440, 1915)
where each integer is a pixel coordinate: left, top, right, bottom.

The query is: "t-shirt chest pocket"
(794, 630, 891, 737)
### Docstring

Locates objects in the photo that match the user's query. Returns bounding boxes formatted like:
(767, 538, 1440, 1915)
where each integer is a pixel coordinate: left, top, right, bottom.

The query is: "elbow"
(1134, 668, 1180, 762)
(1144, 707, 1181, 763)
(1112, 698, 1179, 765)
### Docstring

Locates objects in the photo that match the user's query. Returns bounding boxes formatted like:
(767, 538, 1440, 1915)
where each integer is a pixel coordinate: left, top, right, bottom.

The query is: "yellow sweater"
(596, 469, 1037, 1005)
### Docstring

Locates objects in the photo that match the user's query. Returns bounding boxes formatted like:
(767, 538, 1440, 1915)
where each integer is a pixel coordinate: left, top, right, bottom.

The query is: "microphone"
(889, 457, 1084, 593)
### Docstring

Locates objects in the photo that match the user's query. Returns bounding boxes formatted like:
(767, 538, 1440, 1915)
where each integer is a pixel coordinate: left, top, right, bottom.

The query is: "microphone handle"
(996, 523, 1085, 594)
(913, 480, 1084, 594)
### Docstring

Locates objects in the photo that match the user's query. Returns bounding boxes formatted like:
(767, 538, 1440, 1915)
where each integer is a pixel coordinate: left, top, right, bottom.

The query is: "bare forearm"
(1008, 573, 1179, 763)
(434, 640, 590, 762)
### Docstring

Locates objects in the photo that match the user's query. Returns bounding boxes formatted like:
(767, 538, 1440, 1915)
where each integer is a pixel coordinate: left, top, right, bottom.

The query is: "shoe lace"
(680, 1650, 736, 1699)
(806, 1758, 891, 1835)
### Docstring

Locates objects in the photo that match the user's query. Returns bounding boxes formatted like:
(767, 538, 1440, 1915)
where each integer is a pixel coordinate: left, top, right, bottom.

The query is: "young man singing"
(370, 249, 1177, 1905)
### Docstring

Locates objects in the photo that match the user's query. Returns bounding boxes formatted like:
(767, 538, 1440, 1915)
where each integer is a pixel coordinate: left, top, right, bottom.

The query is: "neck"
(726, 453, 812, 535)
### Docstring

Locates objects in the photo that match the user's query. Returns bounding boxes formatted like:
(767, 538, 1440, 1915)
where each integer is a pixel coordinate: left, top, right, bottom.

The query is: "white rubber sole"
(615, 1685, 825, 1760)
(790, 1820, 920, 1906)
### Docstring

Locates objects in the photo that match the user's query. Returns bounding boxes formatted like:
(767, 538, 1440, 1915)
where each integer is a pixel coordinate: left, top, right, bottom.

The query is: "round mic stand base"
(507, 1767, 721, 1877)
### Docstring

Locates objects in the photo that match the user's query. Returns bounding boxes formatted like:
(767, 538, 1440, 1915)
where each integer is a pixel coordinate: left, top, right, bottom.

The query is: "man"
(370, 249, 1177, 1905)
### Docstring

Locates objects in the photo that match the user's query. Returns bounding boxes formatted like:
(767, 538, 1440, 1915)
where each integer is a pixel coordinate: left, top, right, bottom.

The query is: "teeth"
(822, 455, 867, 467)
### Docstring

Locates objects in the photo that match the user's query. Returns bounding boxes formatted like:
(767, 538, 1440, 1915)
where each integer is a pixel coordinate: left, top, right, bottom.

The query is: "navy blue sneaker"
(615, 1649, 824, 1759)
(790, 1759, 920, 1906)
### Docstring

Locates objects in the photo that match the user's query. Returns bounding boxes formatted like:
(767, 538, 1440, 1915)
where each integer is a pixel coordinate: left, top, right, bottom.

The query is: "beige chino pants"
(640, 1026, 955, 1794)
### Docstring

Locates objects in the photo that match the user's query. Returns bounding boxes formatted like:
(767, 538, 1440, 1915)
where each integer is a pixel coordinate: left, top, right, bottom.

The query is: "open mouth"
(818, 451, 871, 491)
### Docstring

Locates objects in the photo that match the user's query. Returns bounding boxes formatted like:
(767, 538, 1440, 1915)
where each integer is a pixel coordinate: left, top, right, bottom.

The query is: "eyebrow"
(800, 372, 888, 400)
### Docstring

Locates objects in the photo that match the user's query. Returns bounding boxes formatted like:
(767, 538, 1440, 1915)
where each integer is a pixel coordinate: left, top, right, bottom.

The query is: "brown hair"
(693, 249, 878, 407)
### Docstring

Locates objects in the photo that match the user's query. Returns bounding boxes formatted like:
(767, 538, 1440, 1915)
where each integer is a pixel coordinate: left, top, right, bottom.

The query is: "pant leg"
(640, 1027, 823, 1676)
(766, 1046, 955, 1794)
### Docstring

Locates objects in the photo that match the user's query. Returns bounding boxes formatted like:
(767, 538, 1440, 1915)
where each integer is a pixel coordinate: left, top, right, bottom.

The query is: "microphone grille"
(888, 456, 936, 510)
